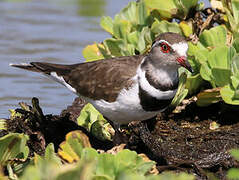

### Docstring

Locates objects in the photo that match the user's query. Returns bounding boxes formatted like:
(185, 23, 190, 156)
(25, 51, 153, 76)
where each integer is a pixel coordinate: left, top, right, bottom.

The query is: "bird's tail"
(10, 62, 73, 75)
(10, 62, 78, 93)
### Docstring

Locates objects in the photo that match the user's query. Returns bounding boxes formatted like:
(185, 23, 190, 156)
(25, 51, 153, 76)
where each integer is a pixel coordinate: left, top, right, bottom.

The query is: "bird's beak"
(176, 56, 193, 73)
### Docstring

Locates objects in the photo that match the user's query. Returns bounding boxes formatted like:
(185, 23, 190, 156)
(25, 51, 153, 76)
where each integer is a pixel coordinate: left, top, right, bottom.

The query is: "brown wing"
(11, 55, 143, 102)
(65, 55, 143, 102)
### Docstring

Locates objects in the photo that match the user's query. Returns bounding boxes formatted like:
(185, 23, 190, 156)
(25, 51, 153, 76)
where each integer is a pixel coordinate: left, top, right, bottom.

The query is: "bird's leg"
(106, 119, 129, 145)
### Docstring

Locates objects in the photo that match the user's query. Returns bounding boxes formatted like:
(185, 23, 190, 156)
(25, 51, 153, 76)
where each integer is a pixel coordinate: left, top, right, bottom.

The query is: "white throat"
(137, 58, 178, 100)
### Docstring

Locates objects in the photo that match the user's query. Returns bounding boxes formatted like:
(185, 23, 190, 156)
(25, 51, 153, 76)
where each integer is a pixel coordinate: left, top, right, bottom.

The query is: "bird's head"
(149, 32, 193, 73)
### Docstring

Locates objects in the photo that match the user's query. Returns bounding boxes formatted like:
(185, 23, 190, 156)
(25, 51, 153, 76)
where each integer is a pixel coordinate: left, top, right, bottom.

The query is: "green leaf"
(103, 38, 131, 56)
(196, 88, 222, 106)
(231, 53, 239, 76)
(44, 143, 62, 165)
(138, 1, 148, 25)
(227, 168, 239, 180)
(232, 38, 239, 53)
(186, 74, 204, 95)
(211, 68, 231, 87)
(180, 0, 198, 10)
(80, 148, 98, 161)
(144, 0, 177, 19)
(230, 149, 239, 160)
(151, 19, 182, 36)
(115, 2, 137, 25)
(113, 20, 131, 39)
(95, 149, 155, 178)
(137, 27, 151, 53)
(95, 153, 115, 178)
(100, 16, 114, 35)
(199, 26, 227, 48)
(127, 31, 139, 47)
(77, 103, 114, 141)
(200, 63, 212, 82)
(77, 103, 105, 131)
(221, 85, 239, 105)
(179, 21, 193, 37)
(90, 120, 114, 141)
(232, 0, 239, 24)
(115, 150, 155, 175)
(82, 44, 104, 62)
(56, 161, 96, 180)
(171, 72, 188, 106)
(0, 133, 29, 166)
(58, 130, 91, 163)
(231, 76, 239, 89)
(208, 46, 230, 70)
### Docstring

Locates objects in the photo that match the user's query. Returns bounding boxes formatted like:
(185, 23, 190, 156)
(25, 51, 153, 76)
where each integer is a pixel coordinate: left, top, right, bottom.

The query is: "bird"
(10, 32, 192, 129)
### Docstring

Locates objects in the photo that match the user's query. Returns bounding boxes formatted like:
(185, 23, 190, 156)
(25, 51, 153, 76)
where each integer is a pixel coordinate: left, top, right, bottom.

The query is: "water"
(0, 0, 131, 117)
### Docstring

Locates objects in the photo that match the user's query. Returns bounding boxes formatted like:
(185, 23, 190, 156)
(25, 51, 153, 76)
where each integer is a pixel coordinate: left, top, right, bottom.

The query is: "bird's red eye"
(160, 42, 171, 53)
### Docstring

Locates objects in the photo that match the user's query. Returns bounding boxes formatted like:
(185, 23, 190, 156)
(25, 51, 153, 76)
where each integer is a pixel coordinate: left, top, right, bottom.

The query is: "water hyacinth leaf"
(232, 0, 239, 24)
(144, 0, 177, 19)
(221, 85, 239, 105)
(211, 68, 231, 87)
(196, 88, 222, 106)
(97, 44, 112, 59)
(199, 26, 227, 48)
(151, 19, 182, 36)
(95, 149, 155, 178)
(138, 1, 148, 25)
(0, 133, 29, 166)
(56, 161, 96, 180)
(194, 49, 209, 65)
(90, 120, 114, 141)
(113, 20, 131, 39)
(186, 74, 204, 95)
(95, 153, 115, 178)
(115, 2, 137, 25)
(114, 150, 155, 175)
(187, 43, 208, 72)
(44, 143, 62, 165)
(230, 149, 239, 160)
(58, 130, 91, 163)
(200, 63, 212, 82)
(127, 31, 139, 47)
(208, 46, 230, 69)
(231, 53, 239, 76)
(77, 103, 105, 131)
(231, 75, 239, 89)
(227, 168, 239, 180)
(233, 38, 239, 53)
(83, 44, 104, 62)
(103, 38, 131, 56)
(100, 16, 114, 35)
(180, 0, 199, 10)
(80, 148, 98, 161)
(137, 27, 148, 53)
(179, 21, 193, 37)
(171, 72, 188, 107)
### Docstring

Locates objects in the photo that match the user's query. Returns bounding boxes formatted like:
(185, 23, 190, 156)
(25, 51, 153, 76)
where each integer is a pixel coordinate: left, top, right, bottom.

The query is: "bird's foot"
(113, 128, 129, 145)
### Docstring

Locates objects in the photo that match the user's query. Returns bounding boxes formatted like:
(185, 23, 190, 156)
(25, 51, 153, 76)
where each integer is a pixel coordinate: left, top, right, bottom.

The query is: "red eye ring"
(160, 42, 171, 53)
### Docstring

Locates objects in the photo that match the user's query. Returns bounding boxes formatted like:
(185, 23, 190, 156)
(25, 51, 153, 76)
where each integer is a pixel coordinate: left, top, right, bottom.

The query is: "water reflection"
(0, 0, 130, 117)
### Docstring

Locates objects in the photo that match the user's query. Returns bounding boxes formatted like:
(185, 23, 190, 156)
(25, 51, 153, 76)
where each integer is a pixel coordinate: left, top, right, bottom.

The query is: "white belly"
(85, 82, 175, 125)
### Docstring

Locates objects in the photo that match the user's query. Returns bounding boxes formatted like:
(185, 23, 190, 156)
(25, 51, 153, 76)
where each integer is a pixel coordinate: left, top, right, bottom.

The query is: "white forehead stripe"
(172, 42, 188, 57)
(152, 40, 169, 48)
